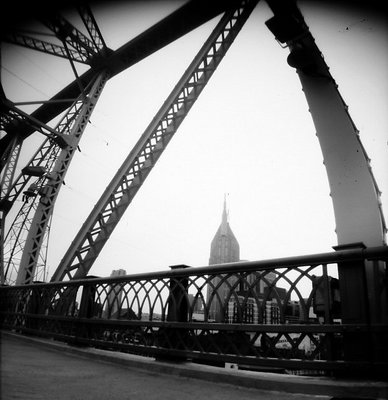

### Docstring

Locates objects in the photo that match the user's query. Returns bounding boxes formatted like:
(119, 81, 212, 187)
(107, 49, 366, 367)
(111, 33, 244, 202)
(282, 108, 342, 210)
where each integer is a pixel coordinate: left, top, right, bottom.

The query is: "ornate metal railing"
(1, 246, 387, 375)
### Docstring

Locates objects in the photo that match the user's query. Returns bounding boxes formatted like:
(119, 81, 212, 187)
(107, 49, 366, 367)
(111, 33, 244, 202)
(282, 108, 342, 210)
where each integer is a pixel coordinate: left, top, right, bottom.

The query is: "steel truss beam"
(2, 31, 90, 64)
(0, 3, 110, 284)
(3, 71, 109, 285)
(40, 13, 99, 61)
(2, 73, 107, 284)
(0, 0, 234, 166)
(0, 6, 108, 170)
(2, 4, 108, 65)
(0, 138, 21, 204)
(1, 73, 104, 213)
(52, 0, 259, 282)
(0, 138, 21, 285)
(77, 2, 107, 53)
(0, 99, 70, 148)
(3, 197, 42, 285)
(13, 71, 109, 285)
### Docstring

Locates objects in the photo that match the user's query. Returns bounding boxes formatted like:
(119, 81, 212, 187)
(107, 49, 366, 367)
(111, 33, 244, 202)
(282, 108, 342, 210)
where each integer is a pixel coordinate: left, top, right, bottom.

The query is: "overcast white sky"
(2, 1, 387, 280)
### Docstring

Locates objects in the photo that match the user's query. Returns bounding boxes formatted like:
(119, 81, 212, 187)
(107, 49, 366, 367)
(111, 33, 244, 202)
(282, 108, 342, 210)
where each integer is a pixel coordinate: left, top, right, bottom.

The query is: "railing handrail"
(1, 245, 387, 289)
(1, 244, 387, 376)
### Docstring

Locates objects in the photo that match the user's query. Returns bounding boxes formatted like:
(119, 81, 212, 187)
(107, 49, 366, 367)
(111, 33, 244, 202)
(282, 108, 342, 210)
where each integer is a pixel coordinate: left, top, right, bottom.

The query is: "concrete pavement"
(1, 331, 387, 400)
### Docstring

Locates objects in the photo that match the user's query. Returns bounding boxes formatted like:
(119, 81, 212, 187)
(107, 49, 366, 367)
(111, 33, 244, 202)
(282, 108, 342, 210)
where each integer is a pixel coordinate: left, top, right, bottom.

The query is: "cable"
(10, 45, 65, 86)
(1, 65, 49, 98)
(87, 118, 130, 148)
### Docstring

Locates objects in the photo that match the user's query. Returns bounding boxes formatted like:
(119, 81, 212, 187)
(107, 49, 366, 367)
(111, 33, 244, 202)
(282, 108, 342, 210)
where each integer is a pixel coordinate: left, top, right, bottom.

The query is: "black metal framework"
(0, 0, 238, 163)
(1, 246, 387, 375)
(51, 0, 259, 282)
(2, 72, 109, 285)
(1, 0, 258, 286)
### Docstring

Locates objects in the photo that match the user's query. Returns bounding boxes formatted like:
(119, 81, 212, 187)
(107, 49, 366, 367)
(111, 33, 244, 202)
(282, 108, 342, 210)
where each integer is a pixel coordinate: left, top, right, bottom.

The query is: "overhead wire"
(87, 112, 133, 148)
(1, 65, 49, 98)
(6, 45, 65, 86)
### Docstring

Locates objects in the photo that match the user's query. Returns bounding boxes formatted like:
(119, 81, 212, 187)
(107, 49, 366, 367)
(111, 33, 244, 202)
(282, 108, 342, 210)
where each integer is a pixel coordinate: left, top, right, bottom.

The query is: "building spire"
(221, 193, 228, 235)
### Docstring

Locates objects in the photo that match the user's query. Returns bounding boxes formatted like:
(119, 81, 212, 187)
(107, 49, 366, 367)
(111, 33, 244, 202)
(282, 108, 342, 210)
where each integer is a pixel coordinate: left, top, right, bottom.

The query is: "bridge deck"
(1, 331, 386, 400)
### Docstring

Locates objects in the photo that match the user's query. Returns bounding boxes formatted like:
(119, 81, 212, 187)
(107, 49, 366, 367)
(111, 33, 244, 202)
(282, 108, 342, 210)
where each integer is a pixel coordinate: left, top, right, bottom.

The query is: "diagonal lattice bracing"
(17, 72, 109, 285)
(3, 32, 90, 64)
(40, 13, 100, 62)
(52, 0, 260, 282)
(2, 73, 108, 285)
(0, 100, 68, 145)
(0, 2, 113, 285)
(0, 138, 21, 204)
(77, 3, 107, 54)
(4, 72, 109, 285)
(0, 1, 234, 167)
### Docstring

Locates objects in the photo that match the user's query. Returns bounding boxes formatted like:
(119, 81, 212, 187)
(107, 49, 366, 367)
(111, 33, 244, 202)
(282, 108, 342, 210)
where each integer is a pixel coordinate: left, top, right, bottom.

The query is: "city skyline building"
(207, 197, 240, 321)
(104, 268, 127, 318)
(208, 196, 240, 266)
(205, 198, 305, 327)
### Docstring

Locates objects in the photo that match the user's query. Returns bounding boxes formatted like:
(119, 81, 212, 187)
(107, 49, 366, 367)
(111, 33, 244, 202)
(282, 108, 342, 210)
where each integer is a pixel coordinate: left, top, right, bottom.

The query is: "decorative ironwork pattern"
(1, 246, 387, 374)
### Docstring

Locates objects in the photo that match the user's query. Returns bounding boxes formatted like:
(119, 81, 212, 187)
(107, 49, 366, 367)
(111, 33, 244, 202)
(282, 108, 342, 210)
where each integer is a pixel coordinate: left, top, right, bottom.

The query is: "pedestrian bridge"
(1, 246, 388, 399)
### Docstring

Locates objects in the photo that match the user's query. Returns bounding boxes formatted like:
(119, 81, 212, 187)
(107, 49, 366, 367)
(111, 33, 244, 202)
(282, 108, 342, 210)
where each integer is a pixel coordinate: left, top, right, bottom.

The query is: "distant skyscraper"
(209, 197, 240, 265)
(207, 197, 240, 321)
(206, 199, 283, 324)
(105, 268, 127, 318)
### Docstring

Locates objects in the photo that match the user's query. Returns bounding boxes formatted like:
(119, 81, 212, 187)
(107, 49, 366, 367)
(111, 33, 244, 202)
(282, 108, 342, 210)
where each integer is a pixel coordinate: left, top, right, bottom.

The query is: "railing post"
(25, 282, 44, 333)
(370, 257, 388, 365)
(158, 264, 190, 361)
(167, 265, 189, 323)
(73, 276, 99, 346)
(333, 243, 370, 364)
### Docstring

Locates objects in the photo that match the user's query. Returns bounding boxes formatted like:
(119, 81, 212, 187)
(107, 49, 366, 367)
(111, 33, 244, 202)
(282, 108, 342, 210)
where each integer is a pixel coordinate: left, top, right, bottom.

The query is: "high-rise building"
(206, 198, 280, 324)
(104, 268, 127, 318)
(209, 197, 240, 265)
(109, 269, 127, 278)
(207, 197, 240, 321)
(206, 198, 300, 326)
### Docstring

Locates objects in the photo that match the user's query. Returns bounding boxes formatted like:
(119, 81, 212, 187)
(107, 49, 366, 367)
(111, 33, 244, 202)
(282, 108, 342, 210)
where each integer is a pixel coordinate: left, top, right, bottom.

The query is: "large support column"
(293, 56, 387, 328)
(265, 0, 387, 366)
(294, 63, 385, 248)
(265, 2, 386, 248)
(286, 29, 386, 328)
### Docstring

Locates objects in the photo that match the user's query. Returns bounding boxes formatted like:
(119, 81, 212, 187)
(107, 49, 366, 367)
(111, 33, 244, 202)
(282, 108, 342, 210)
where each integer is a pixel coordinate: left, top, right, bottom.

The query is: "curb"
(2, 331, 387, 399)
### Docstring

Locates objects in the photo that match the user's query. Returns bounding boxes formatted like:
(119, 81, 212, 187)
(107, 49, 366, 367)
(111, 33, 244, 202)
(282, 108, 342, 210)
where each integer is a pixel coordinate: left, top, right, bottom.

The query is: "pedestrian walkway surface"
(1, 331, 387, 400)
